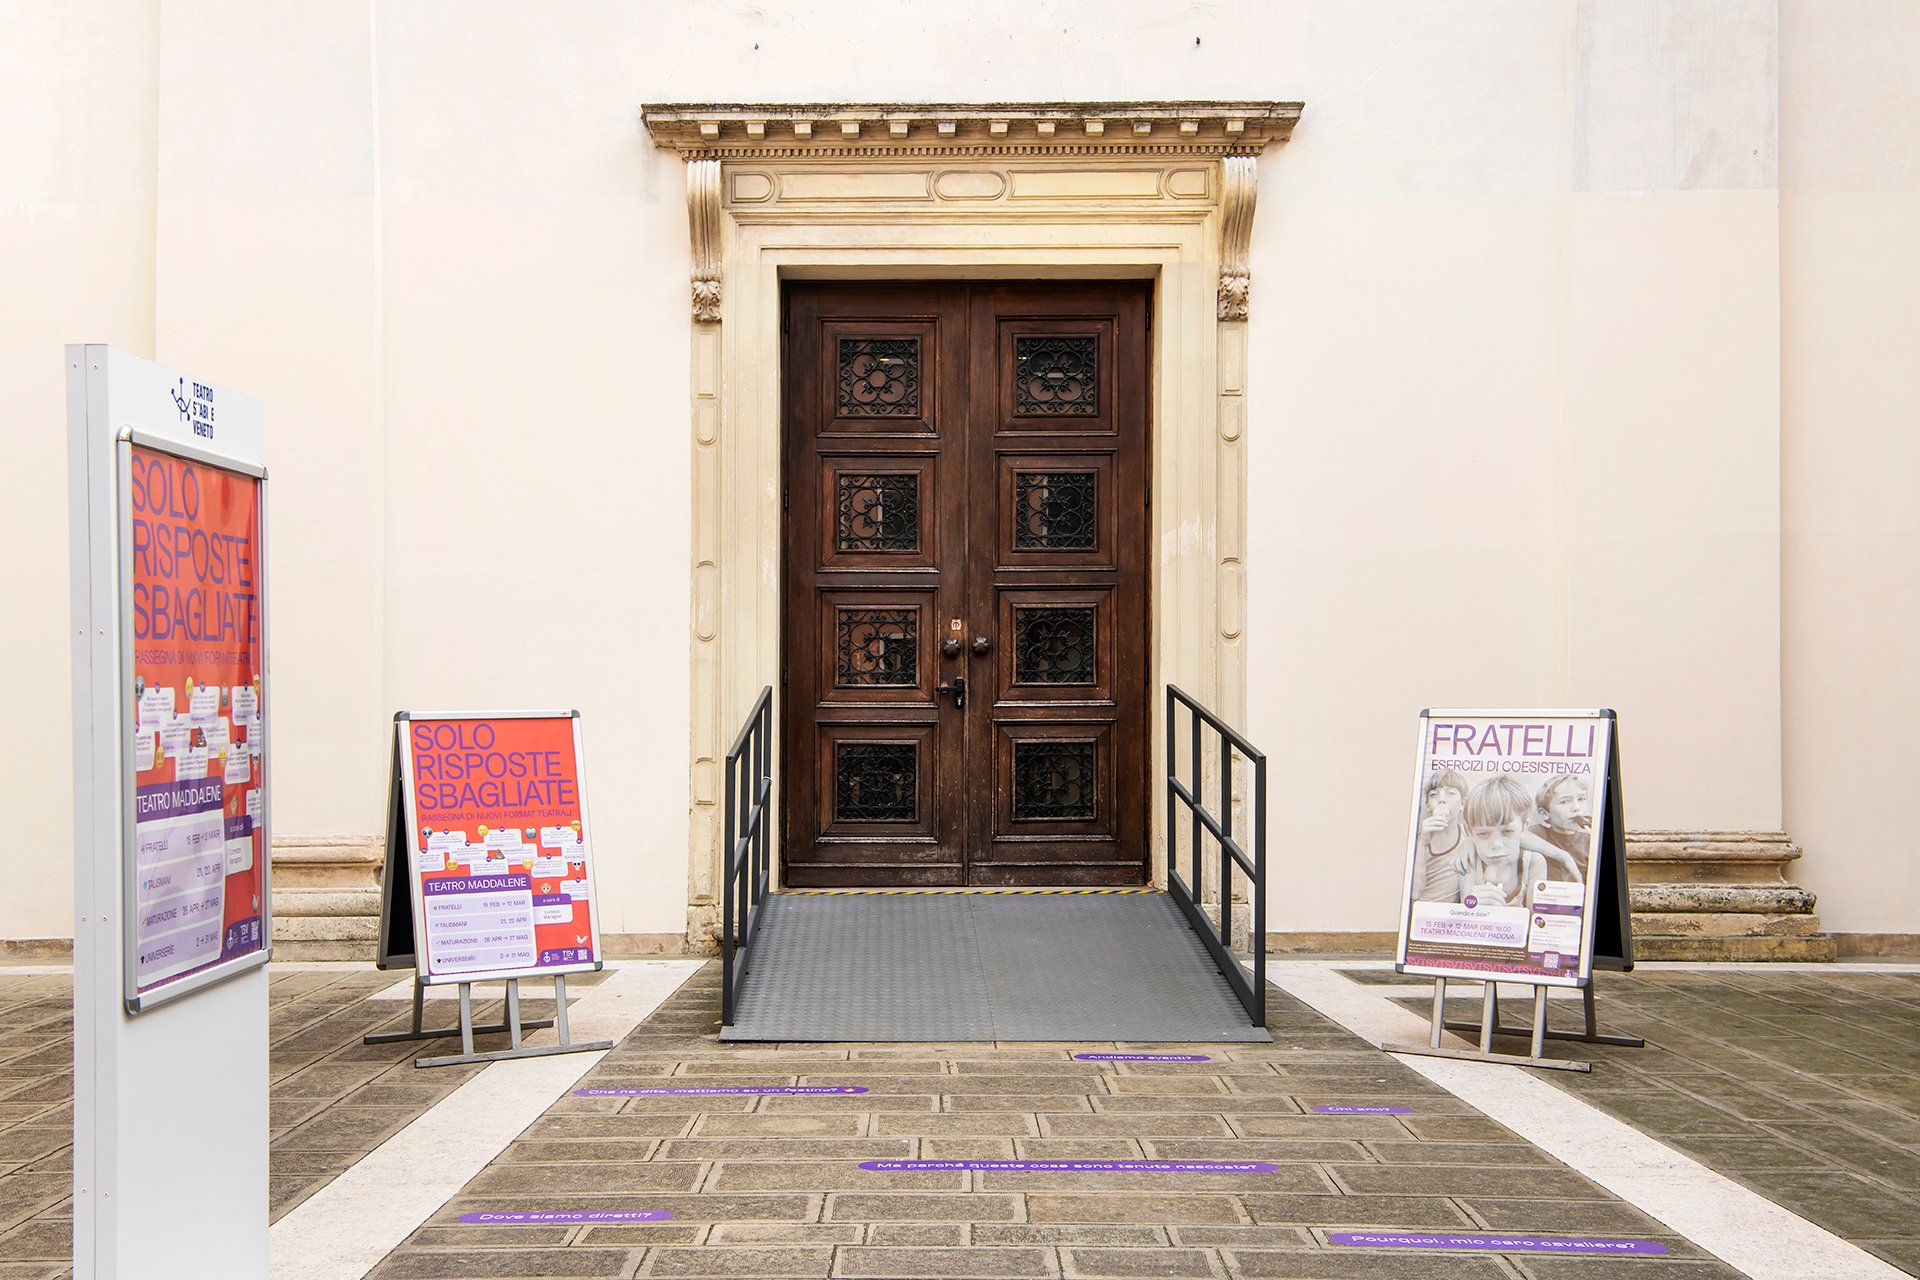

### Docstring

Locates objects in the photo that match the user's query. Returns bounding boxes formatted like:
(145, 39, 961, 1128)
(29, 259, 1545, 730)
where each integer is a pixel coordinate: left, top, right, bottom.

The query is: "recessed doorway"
(780, 281, 1151, 886)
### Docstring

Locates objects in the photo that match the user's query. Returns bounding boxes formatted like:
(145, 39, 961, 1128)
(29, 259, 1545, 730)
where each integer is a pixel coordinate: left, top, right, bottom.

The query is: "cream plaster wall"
(3, 0, 1910, 943)
(1245, 0, 1784, 934)
(3, 1, 158, 940)
(1779, 0, 1920, 937)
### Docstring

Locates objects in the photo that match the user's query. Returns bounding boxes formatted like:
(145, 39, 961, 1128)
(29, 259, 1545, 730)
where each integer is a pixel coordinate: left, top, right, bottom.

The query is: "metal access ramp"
(717, 684, 1271, 1043)
(718, 890, 1271, 1043)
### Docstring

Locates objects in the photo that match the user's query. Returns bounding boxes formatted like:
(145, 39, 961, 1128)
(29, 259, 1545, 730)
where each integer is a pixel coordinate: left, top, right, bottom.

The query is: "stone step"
(273, 835, 384, 891)
(1625, 830, 1802, 886)
(1632, 911, 1825, 939)
(275, 888, 380, 918)
(1631, 883, 1818, 915)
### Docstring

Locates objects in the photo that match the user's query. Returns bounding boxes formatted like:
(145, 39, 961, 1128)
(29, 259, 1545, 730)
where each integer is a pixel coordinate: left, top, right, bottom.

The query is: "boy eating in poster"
(1532, 774, 1592, 859)
(1411, 767, 1472, 902)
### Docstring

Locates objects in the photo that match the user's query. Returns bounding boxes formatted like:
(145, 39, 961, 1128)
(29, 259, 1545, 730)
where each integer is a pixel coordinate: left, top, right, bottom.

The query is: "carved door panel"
(782, 282, 1148, 886)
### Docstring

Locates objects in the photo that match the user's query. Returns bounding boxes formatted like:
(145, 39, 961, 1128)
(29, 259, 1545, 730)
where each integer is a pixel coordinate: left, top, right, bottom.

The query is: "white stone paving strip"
(1270, 962, 1907, 1280)
(269, 960, 704, 1280)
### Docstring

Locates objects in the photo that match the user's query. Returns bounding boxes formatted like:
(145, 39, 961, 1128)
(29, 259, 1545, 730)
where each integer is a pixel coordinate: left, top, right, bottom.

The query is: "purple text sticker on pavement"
(860, 1160, 1278, 1174)
(1072, 1053, 1212, 1062)
(1312, 1105, 1413, 1114)
(573, 1086, 867, 1096)
(460, 1211, 673, 1225)
(1330, 1232, 1667, 1256)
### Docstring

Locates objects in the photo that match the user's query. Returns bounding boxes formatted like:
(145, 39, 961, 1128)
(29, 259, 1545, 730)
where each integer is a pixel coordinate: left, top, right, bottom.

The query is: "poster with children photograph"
(1395, 710, 1615, 987)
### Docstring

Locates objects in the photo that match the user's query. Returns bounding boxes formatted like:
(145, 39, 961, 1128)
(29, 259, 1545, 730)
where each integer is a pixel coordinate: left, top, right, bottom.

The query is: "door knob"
(935, 676, 966, 708)
(942, 637, 962, 657)
(972, 635, 991, 655)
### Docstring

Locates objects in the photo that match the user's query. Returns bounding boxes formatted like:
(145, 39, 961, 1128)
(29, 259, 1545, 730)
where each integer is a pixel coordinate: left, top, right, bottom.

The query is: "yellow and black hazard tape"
(785, 887, 1156, 896)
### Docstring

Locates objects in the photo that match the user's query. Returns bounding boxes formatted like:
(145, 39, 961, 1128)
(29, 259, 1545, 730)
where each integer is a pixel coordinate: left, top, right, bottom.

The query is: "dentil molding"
(642, 101, 1300, 159)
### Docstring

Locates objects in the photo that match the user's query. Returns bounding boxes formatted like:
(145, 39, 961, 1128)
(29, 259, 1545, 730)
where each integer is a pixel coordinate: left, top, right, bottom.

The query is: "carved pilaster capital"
(1217, 154, 1257, 321)
(687, 158, 723, 323)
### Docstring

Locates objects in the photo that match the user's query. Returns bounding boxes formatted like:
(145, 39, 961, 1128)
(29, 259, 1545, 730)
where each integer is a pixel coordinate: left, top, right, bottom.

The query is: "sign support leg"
(363, 975, 556, 1046)
(1385, 979, 1593, 1073)
(554, 975, 572, 1044)
(1437, 976, 1645, 1049)
(458, 983, 475, 1058)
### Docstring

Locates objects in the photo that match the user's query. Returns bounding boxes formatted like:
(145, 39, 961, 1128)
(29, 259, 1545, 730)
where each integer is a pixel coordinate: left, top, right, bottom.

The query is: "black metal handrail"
(721, 687, 773, 1025)
(1166, 685, 1267, 1024)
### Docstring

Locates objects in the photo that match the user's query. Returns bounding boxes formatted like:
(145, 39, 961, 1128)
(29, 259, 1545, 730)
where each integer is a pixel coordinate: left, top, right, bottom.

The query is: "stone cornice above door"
(641, 101, 1302, 161)
(642, 100, 1302, 327)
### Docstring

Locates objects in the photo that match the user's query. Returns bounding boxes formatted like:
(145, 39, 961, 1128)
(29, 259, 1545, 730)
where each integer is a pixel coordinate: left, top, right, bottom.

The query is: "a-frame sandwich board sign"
(367, 710, 612, 1067)
(1385, 709, 1642, 1071)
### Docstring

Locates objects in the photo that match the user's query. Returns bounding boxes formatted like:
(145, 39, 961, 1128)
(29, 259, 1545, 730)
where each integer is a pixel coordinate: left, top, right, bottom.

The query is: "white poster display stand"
(1384, 708, 1641, 1072)
(68, 346, 270, 1278)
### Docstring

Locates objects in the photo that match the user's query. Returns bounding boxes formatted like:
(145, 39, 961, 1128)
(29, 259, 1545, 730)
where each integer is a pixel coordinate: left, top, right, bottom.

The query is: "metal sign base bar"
(362, 976, 555, 1045)
(1383, 978, 1596, 1073)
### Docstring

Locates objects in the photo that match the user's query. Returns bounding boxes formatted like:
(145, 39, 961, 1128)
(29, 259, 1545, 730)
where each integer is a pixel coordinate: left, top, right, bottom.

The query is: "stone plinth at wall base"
(1635, 935, 1839, 962)
(0, 939, 72, 961)
(1835, 934, 1920, 959)
(1626, 831, 1833, 962)
(604, 934, 699, 958)
(1266, 932, 1399, 956)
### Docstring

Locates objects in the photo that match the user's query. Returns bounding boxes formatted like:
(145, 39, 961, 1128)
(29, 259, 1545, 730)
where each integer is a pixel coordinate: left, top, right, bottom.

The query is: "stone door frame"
(643, 102, 1302, 944)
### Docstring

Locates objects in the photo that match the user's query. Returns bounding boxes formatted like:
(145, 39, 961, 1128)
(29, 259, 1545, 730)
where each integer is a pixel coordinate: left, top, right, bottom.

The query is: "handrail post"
(1165, 686, 1177, 895)
(722, 748, 738, 1025)
(1189, 703, 1203, 904)
(1220, 745, 1233, 939)
(1252, 751, 1267, 1024)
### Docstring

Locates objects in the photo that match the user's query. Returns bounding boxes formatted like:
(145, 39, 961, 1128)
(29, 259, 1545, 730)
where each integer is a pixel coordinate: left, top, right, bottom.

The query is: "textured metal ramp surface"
(721, 892, 1270, 1042)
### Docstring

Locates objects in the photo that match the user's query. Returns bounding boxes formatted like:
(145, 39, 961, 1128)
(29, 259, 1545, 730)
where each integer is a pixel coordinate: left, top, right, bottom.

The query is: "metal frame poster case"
(1395, 709, 1624, 988)
(385, 712, 604, 985)
(120, 438, 270, 1009)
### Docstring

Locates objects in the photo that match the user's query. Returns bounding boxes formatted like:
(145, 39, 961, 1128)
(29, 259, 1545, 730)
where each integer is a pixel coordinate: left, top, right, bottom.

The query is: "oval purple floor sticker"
(860, 1159, 1278, 1174)
(1072, 1053, 1211, 1062)
(573, 1086, 867, 1096)
(460, 1210, 672, 1225)
(1331, 1232, 1667, 1256)
(1312, 1105, 1412, 1115)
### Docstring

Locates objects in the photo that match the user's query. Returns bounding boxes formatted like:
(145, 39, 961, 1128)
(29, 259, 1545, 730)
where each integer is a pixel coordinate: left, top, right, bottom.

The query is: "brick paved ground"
(370, 962, 1736, 1280)
(1374, 967, 1920, 1277)
(0, 967, 595, 1277)
(11, 961, 1919, 1278)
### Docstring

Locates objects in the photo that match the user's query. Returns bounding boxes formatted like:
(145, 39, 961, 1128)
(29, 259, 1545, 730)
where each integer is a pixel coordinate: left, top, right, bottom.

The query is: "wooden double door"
(781, 281, 1150, 887)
